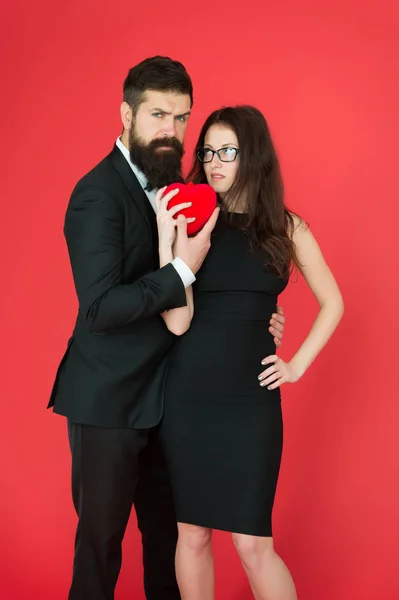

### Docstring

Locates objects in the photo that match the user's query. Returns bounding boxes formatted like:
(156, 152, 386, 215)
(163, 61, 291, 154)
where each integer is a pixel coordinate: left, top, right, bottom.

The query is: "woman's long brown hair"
(187, 105, 302, 279)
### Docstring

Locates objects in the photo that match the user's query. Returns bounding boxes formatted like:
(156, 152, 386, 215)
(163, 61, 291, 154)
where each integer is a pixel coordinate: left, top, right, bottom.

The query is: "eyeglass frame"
(196, 147, 240, 163)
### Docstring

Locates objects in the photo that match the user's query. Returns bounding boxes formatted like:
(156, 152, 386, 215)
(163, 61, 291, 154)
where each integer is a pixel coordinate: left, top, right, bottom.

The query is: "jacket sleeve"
(64, 183, 187, 333)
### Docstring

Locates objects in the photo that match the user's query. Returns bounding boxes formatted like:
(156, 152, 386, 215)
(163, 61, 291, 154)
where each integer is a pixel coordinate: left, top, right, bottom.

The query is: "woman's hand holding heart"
(156, 182, 219, 274)
(164, 182, 217, 236)
(155, 186, 195, 250)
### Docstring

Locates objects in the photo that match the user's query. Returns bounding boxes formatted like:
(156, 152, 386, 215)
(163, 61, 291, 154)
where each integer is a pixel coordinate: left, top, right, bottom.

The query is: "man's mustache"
(147, 137, 183, 154)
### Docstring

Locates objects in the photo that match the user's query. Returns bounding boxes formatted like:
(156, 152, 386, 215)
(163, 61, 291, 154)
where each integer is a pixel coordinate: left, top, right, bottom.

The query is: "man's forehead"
(142, 89, 191, 112)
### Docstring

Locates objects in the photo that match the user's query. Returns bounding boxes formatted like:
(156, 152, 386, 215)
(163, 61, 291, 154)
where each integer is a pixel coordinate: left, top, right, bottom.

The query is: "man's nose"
(161, 117, 176, 137)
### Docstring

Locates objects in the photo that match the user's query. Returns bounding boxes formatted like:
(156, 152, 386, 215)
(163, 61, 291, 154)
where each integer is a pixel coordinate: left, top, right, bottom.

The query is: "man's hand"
(174, 207, 220, 274)
(269, 305, 285, 348)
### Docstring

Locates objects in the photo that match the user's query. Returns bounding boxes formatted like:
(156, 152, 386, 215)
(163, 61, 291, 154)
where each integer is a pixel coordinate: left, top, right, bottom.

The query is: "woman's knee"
(232, 533, 274, 569)
(178, 523, 212, 553)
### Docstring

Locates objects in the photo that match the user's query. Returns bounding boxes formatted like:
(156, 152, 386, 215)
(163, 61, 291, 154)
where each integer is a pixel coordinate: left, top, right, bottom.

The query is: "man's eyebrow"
(149, 107, 191, 118)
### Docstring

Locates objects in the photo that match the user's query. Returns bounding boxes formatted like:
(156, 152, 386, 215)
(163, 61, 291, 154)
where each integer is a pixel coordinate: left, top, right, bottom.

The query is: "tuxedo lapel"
(109, 145, 158, 250)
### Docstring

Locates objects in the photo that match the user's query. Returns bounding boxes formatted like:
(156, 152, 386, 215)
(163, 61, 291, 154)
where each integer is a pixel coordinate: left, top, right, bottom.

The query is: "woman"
(155, 105, 344, 600)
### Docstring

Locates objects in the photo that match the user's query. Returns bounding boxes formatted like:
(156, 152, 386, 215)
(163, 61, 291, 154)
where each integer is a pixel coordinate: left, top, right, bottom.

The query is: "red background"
(1, 1, 399, 598)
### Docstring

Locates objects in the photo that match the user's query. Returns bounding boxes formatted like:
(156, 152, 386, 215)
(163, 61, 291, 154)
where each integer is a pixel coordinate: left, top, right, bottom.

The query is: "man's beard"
(129, 127, 185, 191)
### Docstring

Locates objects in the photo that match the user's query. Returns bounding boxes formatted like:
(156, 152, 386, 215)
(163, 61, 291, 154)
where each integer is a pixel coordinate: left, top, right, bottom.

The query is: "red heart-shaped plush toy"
(164, 182, 217, 235)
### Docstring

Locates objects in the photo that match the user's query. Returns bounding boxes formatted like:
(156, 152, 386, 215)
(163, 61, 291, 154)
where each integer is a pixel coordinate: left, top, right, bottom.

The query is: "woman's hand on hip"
(257, 355, 301, 390)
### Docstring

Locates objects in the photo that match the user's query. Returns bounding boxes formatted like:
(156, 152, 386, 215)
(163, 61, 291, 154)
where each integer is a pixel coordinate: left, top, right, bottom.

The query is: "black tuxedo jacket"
(48, 145, 186, 428)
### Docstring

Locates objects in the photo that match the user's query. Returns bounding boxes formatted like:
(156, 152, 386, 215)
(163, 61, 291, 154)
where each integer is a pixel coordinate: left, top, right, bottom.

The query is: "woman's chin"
(210, 183, 227, 195)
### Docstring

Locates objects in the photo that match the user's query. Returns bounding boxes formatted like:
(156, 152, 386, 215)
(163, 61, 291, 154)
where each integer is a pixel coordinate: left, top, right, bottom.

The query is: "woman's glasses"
(197, 147, 239, 163)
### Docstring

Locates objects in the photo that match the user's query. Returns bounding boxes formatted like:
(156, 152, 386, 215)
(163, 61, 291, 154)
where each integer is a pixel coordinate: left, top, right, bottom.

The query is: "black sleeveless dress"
(160, 213, 289, 536)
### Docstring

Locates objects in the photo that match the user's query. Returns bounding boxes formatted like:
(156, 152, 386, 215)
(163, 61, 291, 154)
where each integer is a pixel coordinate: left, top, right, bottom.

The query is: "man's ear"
(120, 102, 133, 131)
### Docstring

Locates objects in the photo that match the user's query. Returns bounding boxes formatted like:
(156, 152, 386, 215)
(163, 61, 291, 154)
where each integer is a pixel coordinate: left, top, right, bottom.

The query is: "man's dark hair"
(123, 56, 193, 114)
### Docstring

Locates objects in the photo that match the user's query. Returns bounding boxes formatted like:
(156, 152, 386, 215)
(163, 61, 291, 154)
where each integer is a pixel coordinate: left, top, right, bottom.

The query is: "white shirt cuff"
(171, 257, 196, 288)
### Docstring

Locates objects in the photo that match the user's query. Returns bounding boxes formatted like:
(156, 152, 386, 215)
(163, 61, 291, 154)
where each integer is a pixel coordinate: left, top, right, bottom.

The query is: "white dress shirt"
(115, 137, 195, 288)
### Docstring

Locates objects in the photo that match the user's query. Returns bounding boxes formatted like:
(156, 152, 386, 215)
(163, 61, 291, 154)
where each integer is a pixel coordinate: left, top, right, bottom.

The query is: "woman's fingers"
(260, 371, 282, 387)
(261, 354, 277, 366)
(160, 188, 180, 210)
(155, 186, 168, 210)
(258, 355, 285, 389)
(258, 364, 278, 380)
(167, 202, 193, 218)
(265, 376, 285, 390)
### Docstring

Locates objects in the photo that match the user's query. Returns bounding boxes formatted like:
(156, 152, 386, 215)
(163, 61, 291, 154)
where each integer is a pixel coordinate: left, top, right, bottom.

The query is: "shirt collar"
(115, 137, 149, 191)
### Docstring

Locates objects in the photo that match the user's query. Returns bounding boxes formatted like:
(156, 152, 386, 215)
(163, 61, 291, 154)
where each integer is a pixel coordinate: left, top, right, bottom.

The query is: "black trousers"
(67, 420, 180, 600)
